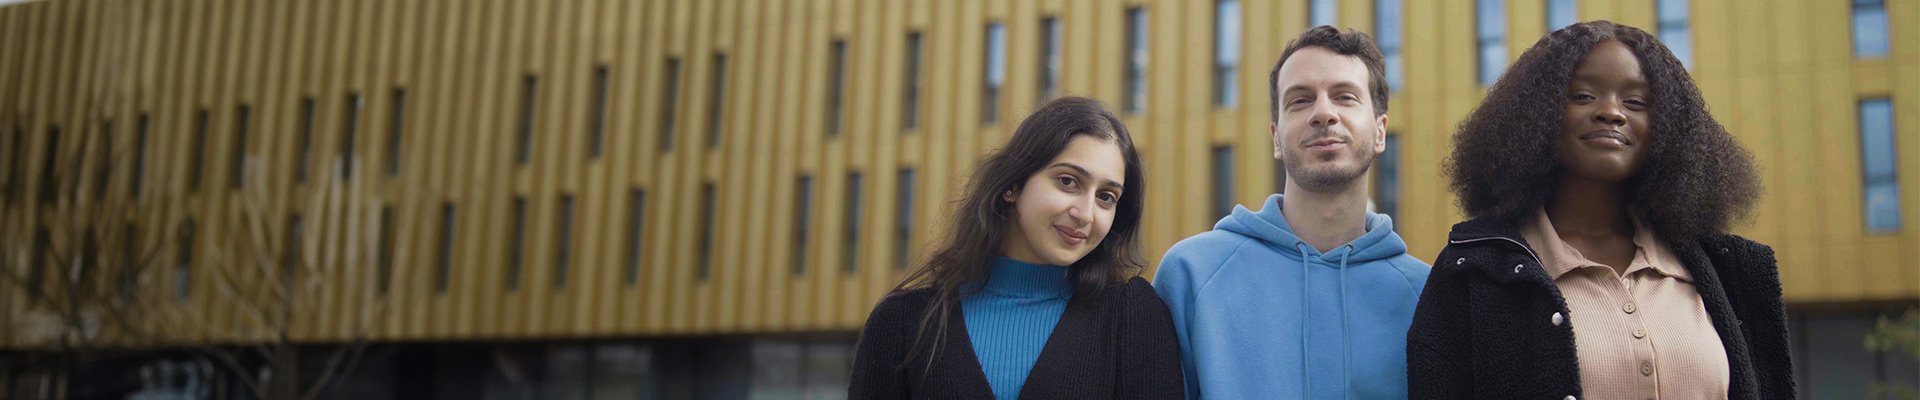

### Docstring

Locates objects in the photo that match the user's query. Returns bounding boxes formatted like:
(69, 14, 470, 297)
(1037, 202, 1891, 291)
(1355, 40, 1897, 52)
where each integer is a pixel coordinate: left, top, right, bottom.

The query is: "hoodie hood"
(1215, 194, 1410, 264)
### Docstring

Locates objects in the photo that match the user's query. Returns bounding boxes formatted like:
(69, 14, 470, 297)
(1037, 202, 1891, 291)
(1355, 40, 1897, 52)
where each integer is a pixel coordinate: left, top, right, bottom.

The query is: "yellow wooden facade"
(1, 0, 1914, 347)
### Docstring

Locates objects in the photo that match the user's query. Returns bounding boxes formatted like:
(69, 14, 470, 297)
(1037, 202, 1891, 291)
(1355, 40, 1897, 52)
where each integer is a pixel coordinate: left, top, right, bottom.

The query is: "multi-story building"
(1, 0, 1912, 398)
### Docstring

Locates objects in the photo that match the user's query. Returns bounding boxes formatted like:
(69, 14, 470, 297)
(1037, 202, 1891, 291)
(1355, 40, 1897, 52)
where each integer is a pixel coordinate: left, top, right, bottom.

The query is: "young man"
(1153, 26, 1430, 399)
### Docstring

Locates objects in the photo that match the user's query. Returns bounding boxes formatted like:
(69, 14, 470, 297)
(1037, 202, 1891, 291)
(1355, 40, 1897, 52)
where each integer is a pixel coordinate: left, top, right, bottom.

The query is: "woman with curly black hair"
(1407, 21, 1792, 399)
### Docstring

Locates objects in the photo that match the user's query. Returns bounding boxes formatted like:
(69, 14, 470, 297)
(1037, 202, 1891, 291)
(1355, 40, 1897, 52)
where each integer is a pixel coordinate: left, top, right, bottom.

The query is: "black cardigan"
(1407, 216, 1795, 400)
(848, 277, 1184, 399)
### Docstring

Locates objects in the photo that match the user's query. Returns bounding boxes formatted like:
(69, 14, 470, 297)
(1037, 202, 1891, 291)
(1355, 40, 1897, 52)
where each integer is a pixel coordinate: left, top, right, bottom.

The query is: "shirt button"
(1640, 361, 1655, 376)
(1552, 312, 1565, 326)
(1623, 302, 1637, 314)
(1633, 328, 1646, 338)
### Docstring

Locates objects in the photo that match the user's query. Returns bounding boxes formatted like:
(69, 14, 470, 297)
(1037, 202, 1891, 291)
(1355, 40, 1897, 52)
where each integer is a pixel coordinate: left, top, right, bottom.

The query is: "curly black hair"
(1445, 20, 1760, 242)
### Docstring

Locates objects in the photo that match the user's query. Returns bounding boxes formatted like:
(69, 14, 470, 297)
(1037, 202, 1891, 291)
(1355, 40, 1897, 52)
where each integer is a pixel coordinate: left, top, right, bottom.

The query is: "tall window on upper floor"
(1476, 0, 1508, 87)
(1374, 134, 1400, 217)
(895, 168, 916, 270)
(1311, 0, 1337, 27)
(1657, 0, 1693, 69)
(1861, 99, 1900, 234)
(1039, 17, 1062, 103)
(1212, 146, 1235, 220)
(903, 32, 924, 131)
(1854, 0, 1890, 58)
(1376, 0, 1404, 91)
(828, 40, 848, 137)
(983, 23, 1007, 124)
(1124, 7, 1149, 114)
(1214, 0, 1242, 108)
(1546, 0, 1577, 32)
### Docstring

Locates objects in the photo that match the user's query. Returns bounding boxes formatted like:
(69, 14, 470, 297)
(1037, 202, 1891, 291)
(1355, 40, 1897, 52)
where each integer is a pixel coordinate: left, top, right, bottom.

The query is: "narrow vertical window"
(1123, 8, 1149, 114)
(342, 93, 362, 179)
(1376, 0, 1404, 90)
(176, 220, 196, 300)
(1853, 0, 1889, 58)
(698, 183, 716, 280)
(590, 66, 609, 157)
(707, 54, 727, 149)
(1657, 0, 1693, 68)
(659, 58, 682, 152)
(983, 23, 1006, 123)
(40, 126, 61, 204)
(555, 194, 574, 288)
(895, 168, 916, 270)
(95, 120, 112, 200)
(625, 188, 646, 286)
(118, 223, 139, 304)
(1214, 1, 1241, 107)
(794, 176, 813, 275)
(296, 97, 315, 182)
(1311, 0, 1337, 27)
(1374, 134, 1400, 217)
(508, 196, 526, 290)
(903, 32, 923, 131)
(518, 76, 538, 164)
(232, 105, 250, 189)
(844, 172, 864, 274)
(828, 40, 848, 136)
(133, 115, 148, 196)
(1546, 0, 1577, 32)
(1476, 0, 1508, 86)
(29, 228, 48, 305)
(1038, 17, 1061, 103)
(189, 110, 207, 191)
(6, 123, 22, 202)
(436, 203, 456, 293)
(1861, 99, 1900, 234)
(377, 205, 394, 295)
(388, 88, 406, 176)
(1211, 146, 1234, 219)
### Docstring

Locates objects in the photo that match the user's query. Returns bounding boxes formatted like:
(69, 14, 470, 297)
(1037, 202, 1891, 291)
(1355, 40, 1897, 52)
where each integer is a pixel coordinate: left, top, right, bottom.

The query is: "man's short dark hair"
(1269, 25, 1390, 122)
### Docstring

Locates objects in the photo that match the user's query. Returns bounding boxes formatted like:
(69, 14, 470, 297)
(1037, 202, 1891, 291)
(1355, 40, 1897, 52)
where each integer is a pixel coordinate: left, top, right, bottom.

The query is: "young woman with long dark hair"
(1408, 21, 1791, 399)
(848, 96, 1181, 399)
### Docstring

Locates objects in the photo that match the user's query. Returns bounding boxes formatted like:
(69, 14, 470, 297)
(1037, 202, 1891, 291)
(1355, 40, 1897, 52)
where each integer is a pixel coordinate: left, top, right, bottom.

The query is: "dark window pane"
(1377, 0, 1404, 89)
(829, 40, 848, 136)
(388, 88, 406, 176)
(903, 32, 923, 131)
(794, 176, 813, 275)
(591, 66, 609, 157)
(40, 126, 61, 204)
(518, 76, 538, 164)
(509, 196, 526, 290)
(1212, 146, 1234, 219)
(1375, 134, 1399, 217)
(297, 98, 315, 182)
(708, 55, 727, 148)
(176, 220, 196, 300)
(232, 106, 250, 189)
(983, 23, 1006, 123)
(844, 172, 864, 274)
(342, 94, 362, 179)
(285, 214, 303, 290)
(1214, 1, 1240, 107)
(377, 206, 394, 295)
(699, 183, 716, 280)
(896, 168, 915, 270)
(660, 58, 682, 152)
(133, 115, 148, 196)
(1476, 0, 1507, 86)
(1039, 17, 1061, 104)
(1124, 8, 1149, 114)
(1861, 99, 1900, 234)
(626, 189, 646, 286)
(556, 194, 574, 288)
(190, 111, 207, 191)
(436, 203, 456, 292)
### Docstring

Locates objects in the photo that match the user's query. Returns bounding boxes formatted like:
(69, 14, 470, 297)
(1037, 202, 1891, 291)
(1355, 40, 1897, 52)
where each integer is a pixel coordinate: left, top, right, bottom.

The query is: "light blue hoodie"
(1153, 194, 1430, 399)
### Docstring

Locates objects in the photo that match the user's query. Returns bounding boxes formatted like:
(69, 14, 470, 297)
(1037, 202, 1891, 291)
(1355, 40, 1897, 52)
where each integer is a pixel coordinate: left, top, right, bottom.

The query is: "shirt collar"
(1519, 208, 1693, 282)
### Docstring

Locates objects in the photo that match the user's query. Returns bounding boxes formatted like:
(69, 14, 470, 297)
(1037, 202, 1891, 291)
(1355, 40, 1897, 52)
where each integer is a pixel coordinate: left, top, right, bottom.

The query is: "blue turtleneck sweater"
(961, 256, 1074, 399)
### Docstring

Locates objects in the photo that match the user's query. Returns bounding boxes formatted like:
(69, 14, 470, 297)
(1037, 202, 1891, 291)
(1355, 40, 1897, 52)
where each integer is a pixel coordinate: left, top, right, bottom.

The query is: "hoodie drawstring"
(1293, 242, 1313, 400)
(1339, 244, 1354, 400)
(1297, 242, 1359, 400)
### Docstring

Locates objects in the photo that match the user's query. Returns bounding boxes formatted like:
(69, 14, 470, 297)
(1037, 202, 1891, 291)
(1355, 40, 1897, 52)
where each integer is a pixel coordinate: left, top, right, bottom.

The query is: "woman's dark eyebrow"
(1049, 162, 1125, 191)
